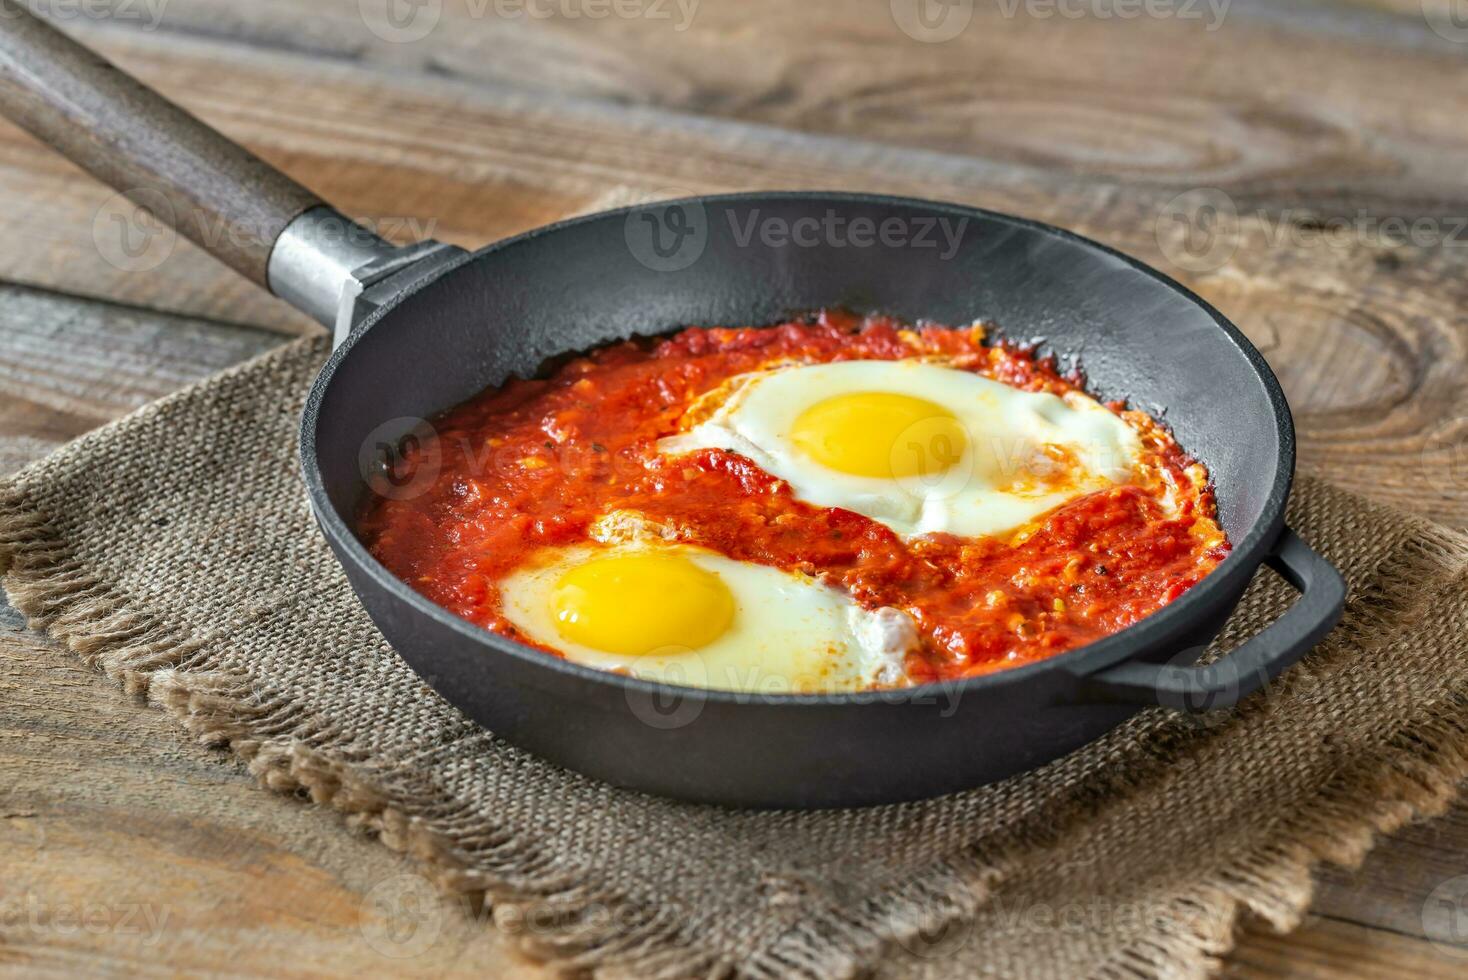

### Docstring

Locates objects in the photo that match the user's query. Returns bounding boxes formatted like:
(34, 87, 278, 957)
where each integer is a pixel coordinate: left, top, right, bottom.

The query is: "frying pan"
(0, 5, 1346, 808)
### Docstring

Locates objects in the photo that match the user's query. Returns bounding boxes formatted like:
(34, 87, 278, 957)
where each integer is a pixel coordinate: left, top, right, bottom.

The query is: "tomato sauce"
(356, 312, 1229, 684)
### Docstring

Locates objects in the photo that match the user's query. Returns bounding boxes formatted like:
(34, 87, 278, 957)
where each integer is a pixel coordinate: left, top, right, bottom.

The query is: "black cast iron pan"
(0, 5, 1346, 808)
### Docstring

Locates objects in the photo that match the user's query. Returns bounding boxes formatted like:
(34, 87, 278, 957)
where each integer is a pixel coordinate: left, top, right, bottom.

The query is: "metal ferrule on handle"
(269, 206, 463, 344)
(0, 1, 451, 339)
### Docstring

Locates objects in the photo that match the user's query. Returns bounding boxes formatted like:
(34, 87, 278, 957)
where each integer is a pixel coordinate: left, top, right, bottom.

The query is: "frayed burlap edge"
(1082, 528, 1468, 980)
(10, 485, 1468, 980)
(1093, 695, 1468, 980)
(0, 478, 1007, 980)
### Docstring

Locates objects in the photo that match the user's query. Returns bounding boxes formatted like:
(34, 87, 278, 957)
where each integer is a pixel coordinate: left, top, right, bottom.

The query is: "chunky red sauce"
(357, 312, 1229, 684)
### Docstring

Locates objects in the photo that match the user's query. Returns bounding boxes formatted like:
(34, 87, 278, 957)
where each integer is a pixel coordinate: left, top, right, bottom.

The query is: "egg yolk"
(551, 553, 736, 656)
(790, 392, 969, 480)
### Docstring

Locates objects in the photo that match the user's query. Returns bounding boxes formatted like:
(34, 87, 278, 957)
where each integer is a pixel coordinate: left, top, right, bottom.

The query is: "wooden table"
(3, 1, 1467, 975)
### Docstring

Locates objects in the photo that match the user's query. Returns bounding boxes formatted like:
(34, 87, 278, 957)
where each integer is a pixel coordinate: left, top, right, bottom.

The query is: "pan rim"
(301, 190, 1295, 707)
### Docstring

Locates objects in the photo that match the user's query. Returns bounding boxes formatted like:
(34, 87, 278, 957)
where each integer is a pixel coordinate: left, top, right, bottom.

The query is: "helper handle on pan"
(0, 2, 444, 334)
(1083, 527, 1346, 712)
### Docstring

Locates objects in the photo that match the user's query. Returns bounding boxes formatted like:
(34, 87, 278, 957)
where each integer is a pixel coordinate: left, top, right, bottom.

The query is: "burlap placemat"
(3, 334, 1467, 979)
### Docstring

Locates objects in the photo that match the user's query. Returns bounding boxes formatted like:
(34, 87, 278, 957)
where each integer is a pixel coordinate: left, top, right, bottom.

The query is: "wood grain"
(0, 293, 536, 976)
(1, 1, 1467, 976)
(0, 1, 323, 285)
(5, 580, 1463, 980)
(1, 245, 1466, 980)
(0, 26, 1462, 522)
(0, 603, 542, 979)
(80, 0, 1468, 195)
(0, 284, 278, 471)
(1226, 916, 1467, 980)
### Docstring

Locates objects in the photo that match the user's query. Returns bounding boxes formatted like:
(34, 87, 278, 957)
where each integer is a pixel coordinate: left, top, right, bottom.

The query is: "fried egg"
(498, 520, 918, 693)
(659, 359, 1142, 538)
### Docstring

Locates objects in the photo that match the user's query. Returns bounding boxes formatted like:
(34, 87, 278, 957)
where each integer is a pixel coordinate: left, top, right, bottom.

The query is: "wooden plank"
(6, 585, 1468, 978)
(0, 284, 280, 470)
(0, 291, 534, 975)
(0, 606, 540, 979)
(67, 1, 1468, 197)
(1, 4, 1466, 975)
(10, 562, 1460, 979)
(1312, 805, 1468, 941)
(1227, 915, 1467, 980)
(1, 275, 1466, 978)
(0, 29, 1464, 523)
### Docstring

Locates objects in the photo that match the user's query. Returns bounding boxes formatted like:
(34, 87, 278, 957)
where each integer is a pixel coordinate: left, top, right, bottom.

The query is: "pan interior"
(312, 194, 1287, 570)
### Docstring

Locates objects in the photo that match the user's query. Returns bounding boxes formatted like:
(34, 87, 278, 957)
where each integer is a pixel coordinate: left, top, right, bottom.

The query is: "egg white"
(659, 359, 1143, 538)
(498, 536, 918, 694)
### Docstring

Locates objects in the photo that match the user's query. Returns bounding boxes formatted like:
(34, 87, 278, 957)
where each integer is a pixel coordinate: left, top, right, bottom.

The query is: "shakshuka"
(356, 311, 1229, 693)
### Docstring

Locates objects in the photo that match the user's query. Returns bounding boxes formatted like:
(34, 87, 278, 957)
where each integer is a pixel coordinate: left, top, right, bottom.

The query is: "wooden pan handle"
(0, 0, 323, 285)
